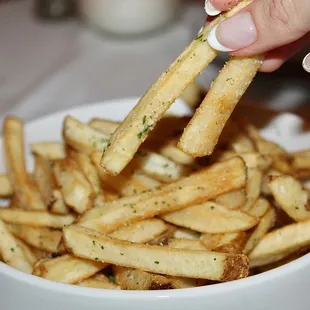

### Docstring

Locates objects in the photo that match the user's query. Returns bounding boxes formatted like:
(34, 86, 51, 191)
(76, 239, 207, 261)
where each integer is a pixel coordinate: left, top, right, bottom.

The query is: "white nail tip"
(207, 26, 233, 52)
(204, 0, 221, 16)
(302, 53, 310, 73)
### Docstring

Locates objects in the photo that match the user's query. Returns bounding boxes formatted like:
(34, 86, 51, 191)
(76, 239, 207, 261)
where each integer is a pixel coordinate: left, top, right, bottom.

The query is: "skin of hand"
(204, 0, 310, 72)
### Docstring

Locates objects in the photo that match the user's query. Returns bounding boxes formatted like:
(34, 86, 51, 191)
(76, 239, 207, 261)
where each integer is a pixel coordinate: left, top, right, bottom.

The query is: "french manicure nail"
(208, 11, 257, 52)
(205, 0, 221, 16)
(302, 53, 310, 73)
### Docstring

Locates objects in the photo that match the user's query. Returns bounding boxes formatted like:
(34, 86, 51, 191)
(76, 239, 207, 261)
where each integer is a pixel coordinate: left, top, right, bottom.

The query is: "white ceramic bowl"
(1, 98, 310, 310)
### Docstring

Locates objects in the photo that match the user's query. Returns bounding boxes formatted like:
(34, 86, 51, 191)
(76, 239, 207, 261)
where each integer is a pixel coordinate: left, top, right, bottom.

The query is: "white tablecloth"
(0, 0, 309, 127)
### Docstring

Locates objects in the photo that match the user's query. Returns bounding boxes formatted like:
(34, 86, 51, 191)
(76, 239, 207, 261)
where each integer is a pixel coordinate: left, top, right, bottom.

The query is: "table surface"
(0, 0, 309, 127)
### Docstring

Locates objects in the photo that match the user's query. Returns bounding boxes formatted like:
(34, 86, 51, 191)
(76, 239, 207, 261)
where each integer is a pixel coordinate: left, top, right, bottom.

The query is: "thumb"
(208, 0, 310, 55)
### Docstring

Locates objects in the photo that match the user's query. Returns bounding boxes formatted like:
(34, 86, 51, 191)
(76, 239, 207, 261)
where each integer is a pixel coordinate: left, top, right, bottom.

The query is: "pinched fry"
(79, 157, 246, 234)
(178, 55, 262, 157)
(0, 174, 13, 197)
(268, 175, 310, 221)
(7, 224, 62, 253)
(202, 232, 249, 254)
(0, 219, 33, 273)
(249, 220, 310, 267)
(215, 190, 246, 210)
(78, 274, 120, 289)
(53, 158, 95, 214)
(161, 202, 258, 234)
(0, 208, 75, 228)
(101, 0, 254, 175)
(31, 142, 66, 160)
(4, 117, 46, 210)
(68, 150, 105, 204)
(64, 225, 250, 281)
(109, 219, 168, 244)
(113, 266, 200, 290)
(33, 254, 108, 284)
(244, 207, 276, 254)
(168, 238, 206, 251)
(91, 152, 160, 196)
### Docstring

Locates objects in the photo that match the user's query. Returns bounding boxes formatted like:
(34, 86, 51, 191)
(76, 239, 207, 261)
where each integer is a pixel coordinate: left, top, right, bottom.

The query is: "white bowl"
(1, 98, 310, 310)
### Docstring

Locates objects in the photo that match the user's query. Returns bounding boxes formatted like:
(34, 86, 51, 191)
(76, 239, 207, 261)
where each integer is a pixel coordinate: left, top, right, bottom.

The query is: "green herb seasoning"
(154, 261, 160, 264)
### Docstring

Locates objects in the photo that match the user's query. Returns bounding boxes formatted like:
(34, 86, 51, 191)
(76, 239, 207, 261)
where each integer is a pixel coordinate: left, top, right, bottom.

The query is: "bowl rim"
(1, 97, 310, 300)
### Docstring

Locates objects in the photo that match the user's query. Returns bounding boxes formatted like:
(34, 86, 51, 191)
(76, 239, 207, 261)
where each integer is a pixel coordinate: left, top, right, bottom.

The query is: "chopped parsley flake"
(101, 246, 104, 250)
(108, 275, 115, 283)
(154, 261, 160, 264)
(120, 253, 124, 256)
(92, 240, 96, 245)
(95, 257, 99, 260)
(210, 206, 215, 210)
(10, 248, 14, 252)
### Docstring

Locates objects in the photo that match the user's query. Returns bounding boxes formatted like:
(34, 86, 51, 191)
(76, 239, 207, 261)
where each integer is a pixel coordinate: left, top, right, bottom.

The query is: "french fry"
(109, 219, 168, 244)
(79, 157, 246, 234)
(31, 142, 66, 160)
(180, 80, 206, 109)
(53, 158, 95, 214)
(0, 208, 75, 228)
(91, 152, 160, 196)
(68, 150, 105, 204)
(33, 254, 108, 284)
(0, 174, 13, 197)
(15, 239, 39, 265)
(215, 190, 246, 210)
(78, 274, 120, 289)
(4, 117, 46, 210)
(88, 118, 119, 136)
(0, 219, 33, 273)
(202, 232, 249, 254)
(172, 228, 201, 240)
(161, 202, 258, 234)
(178, 55, 262, 157)
(244, 207, 276, 254)
(31, 247, 51, 260)
(261, 169, 282, 196)
(147, 225, 177, 246)
(249, 220, 310, 267)
(64, 225, 250, 281)
(268, 175, 310, 221)
(292, 150, 310, 170)
(34, 155, 70, 214)
(113, 266, 200, 290)
(168, 238, 206, 251)
(246, 198, 271, 218)
(7, 224, 62, 253)
(100, 1, 254, 175)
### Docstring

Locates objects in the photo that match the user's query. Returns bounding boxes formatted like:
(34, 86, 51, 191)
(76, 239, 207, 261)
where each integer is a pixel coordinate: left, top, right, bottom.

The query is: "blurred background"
(0, 0, 309, 126)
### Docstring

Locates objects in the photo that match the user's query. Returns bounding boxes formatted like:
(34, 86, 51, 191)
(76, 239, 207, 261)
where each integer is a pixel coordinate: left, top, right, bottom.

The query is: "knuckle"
(268, 0, 305, 34)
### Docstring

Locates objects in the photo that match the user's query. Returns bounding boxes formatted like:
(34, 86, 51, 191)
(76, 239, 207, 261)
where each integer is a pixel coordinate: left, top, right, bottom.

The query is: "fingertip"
(205, 0, 222, 16)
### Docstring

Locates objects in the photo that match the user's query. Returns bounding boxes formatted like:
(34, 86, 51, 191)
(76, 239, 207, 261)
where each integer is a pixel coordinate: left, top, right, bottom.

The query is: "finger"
(207, 0, 310, 56)
(205, 0, 240, 15)
(303, 53, 310, 73)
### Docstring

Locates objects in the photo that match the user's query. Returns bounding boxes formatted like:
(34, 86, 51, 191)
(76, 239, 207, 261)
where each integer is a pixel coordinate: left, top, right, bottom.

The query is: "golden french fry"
(3, 117, 46, 210)
(161, 202, 258, 234)
(168, 238, 206, 251)
(64, 225, 250, 282)
(249, 220, 310, 267)
(246, 198, 271, 218)
(261, 169, 282, 196)
(53, 158, 95, 214)
(202, 232, 249, 254)
(0, 174, 13, 197)
(172, 228, 201, 240)
(100, 1, 254, 175)
(88, 118, 119, 136)
(79, 157, 246, 234)
(31, 142, 66, 160)
(33, 254, 108, 284)
(0, 208, 75, 228)
(15, 239, 38, 266)
(113, 266, 200, 290)
(91, 152, 160, 196)
(109, 219, 168, 244)
(49, 189, 70, 214)
(244, 207, 276, 254)
(147, 225, 177, 246)
(178, 55, 262, 157)
(7, 224, 62, 253)
(292, 150, 310, 170)
(0, 219, 33, 273)
(78, 274, 120, 289)
(215, 190, 246, 210)
(268, 175, 310, 221)
(68, 150, 105, 204)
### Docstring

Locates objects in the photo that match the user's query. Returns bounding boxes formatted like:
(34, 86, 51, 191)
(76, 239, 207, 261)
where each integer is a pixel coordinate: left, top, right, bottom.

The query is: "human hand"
(204, 0, 310, 72)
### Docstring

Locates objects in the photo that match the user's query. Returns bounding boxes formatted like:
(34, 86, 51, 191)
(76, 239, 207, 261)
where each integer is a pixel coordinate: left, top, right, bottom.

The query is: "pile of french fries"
(0, 99, 309, 290)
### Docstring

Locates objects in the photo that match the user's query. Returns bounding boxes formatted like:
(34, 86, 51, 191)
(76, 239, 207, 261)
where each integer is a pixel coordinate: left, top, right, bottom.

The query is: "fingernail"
(302, 53, 310, 73)
(205, 0, 221, 16)
(208, 11, 257, 52)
